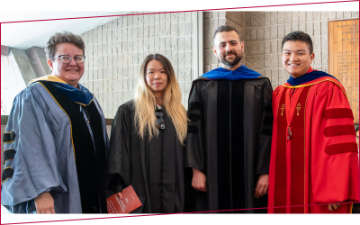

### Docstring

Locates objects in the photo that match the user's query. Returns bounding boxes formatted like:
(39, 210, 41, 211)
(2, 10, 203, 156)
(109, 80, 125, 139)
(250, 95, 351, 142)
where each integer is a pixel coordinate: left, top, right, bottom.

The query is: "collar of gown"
(200, 65, 261, 81)
(29, 75, 94, 106)
(286, 67, 336, 86)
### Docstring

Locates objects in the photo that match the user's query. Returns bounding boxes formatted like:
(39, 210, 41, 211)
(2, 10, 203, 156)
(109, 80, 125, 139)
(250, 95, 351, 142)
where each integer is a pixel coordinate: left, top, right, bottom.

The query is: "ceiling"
(1, 11, 126, 50)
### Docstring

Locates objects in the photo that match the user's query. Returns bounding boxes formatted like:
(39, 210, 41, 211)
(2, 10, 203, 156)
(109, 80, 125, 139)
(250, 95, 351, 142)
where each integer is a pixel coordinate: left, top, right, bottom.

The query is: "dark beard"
(221, 51, 242, 67)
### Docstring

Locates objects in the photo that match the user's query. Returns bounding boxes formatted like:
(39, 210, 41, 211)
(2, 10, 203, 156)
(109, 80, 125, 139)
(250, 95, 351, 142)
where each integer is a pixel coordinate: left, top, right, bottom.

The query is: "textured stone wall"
(225, 11, 246, 63)
(11, 49, 37, 85)
(80, 12, 198, 118)
(241, 11, 359, 89)
(203, 11, 248, 73)
(204, 11, 227, 73)
(25, 46, 50, 77)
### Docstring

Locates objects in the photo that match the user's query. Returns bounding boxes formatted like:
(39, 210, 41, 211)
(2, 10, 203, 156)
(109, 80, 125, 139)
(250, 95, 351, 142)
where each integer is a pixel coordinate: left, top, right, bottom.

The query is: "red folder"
(107, 185, 142, 214)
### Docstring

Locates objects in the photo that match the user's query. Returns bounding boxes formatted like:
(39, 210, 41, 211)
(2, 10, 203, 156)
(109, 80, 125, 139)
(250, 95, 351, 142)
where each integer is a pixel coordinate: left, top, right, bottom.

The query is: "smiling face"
(213, 30, 244, 70)
(282, 40, 314, 78)
(145, 59, 168, 97)
(47, 43, 85, 88)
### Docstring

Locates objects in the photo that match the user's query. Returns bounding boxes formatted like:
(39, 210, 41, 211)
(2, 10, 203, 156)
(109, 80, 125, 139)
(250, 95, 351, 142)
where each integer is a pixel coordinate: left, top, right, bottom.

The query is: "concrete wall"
(25, 46, 50, 77)
(1, 46, 48, 115)
(80, 12, 198, 118)
(204, 11, 227, 72)
(11, 49, 37, 85)
(225, 11, 247, 64)
(1, 101, 5, 115)
(1, 53, 27, 115)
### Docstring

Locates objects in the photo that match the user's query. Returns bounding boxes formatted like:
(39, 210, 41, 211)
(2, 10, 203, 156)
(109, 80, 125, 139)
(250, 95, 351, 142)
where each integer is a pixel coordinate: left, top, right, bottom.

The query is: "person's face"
(47, 43, 85, 88)
(282, 40, 315, 78)
(145, 59, 168, 97)
(213, 31, 244, 70)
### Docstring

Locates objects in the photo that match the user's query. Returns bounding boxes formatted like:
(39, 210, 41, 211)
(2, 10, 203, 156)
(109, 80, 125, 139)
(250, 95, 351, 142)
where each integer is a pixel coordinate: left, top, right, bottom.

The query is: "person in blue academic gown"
(1, 32, 109, 213)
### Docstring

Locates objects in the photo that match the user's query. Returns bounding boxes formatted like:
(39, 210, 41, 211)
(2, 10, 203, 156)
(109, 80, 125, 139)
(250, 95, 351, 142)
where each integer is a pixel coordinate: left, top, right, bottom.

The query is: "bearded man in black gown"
(185, 25, 273, 213)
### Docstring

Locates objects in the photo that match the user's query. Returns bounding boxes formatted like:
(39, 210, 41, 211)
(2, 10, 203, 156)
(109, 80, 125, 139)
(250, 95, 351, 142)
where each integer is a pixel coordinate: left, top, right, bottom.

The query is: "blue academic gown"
(1, 76, 109, 213)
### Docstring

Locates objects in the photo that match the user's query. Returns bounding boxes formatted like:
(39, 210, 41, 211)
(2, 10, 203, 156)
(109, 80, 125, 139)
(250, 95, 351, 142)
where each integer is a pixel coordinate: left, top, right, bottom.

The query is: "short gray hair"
(45, 31, 85, 61)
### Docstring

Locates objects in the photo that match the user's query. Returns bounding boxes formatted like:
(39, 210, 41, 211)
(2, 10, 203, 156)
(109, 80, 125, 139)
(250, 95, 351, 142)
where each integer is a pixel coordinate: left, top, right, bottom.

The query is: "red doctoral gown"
(268, 73, 359, 213)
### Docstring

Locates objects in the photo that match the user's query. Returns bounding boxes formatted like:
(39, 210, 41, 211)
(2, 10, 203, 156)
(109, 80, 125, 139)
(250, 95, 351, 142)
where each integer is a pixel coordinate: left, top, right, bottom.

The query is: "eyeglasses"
(57, 55, 86, 64)
(155, 107, 165, 130)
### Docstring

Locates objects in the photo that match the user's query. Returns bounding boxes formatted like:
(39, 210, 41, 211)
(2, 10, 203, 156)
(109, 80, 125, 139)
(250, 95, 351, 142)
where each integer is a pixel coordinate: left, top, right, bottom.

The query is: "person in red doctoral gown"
(268, 31, 359, 213)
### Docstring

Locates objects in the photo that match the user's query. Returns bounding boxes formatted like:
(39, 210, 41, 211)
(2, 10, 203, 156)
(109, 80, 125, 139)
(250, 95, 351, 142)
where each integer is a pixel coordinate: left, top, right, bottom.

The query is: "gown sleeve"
(105, 104, 132, 193)
(311, 81, 359, 203)
(185, 81, 206, 173)
(1, 85, 68, 213)
(256, 78, 273, 175)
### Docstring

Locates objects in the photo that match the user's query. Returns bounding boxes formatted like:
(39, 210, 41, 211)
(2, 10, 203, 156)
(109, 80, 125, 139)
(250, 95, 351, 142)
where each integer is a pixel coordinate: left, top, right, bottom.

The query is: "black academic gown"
(185, 77, 273, 213)
(106, 100, 185, 213)
(39, 81, 108, 214)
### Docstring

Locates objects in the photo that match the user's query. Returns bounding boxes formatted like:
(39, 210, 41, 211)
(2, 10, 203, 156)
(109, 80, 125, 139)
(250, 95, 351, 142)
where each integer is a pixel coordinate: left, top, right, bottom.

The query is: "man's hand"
(117, 192, 123, 199)
(192, 168, 207, 192)
(35, 192, 55, 214)
(255, 174, 269, 198)
(328, 204, 341, 212)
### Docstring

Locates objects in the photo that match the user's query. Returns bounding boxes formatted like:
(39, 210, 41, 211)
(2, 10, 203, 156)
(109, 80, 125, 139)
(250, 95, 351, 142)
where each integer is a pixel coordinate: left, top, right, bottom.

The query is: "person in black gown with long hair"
(106, 54, 188, 213)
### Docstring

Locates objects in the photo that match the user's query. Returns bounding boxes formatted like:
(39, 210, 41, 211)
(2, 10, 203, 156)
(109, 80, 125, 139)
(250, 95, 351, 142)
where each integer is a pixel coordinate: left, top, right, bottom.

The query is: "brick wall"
(241, 11, 359, 89)
(226, 11, 246, 64)
(80, 12, 198, 118)
(204, 11, 227, 73)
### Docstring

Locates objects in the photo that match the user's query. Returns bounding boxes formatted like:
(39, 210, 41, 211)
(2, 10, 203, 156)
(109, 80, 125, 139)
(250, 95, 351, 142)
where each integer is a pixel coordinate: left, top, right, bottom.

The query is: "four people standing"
(1, 26, 359, 214)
